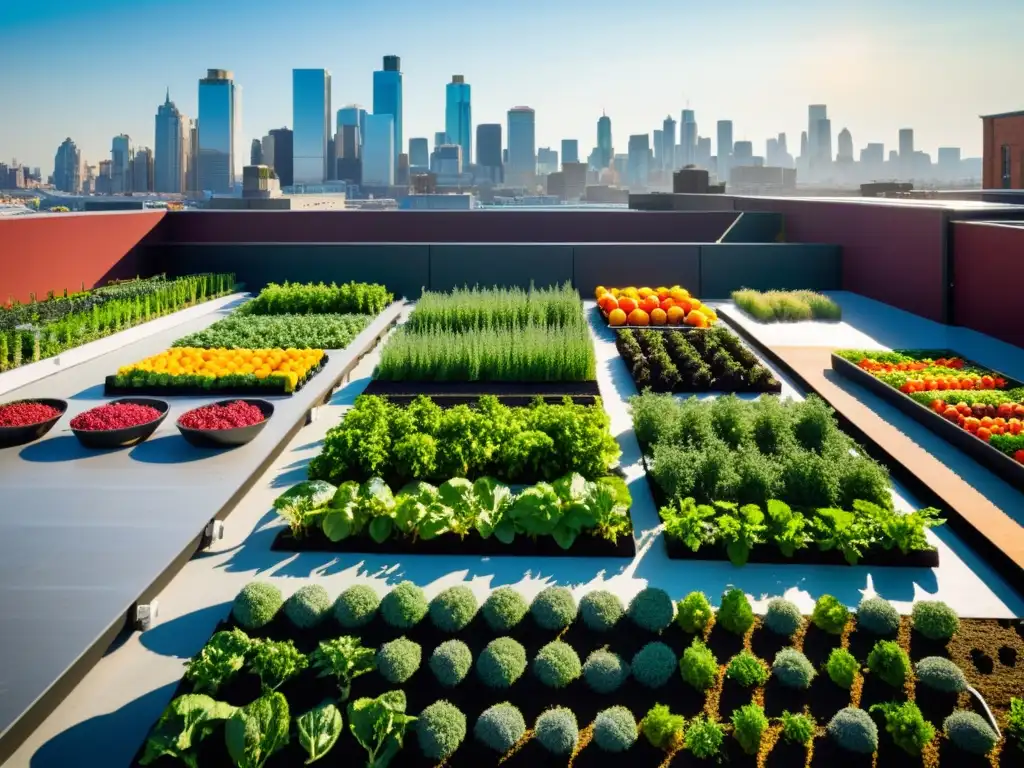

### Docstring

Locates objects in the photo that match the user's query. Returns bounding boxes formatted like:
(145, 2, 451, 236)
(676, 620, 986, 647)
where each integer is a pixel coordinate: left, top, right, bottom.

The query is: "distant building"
(434, 132, 448, 149)
(681, 110, 697, 167)
(808, 104, 827, 166)
(662, 116, 677, 171)
(335, 124, 362, 184)
(445, 75, 471, 169)
(476, 123, 502, 182)
(981, 109, 1024, 188)
(198, 69, 240, 193)
(733, 141, 754, 167)
(547, 161, 587, 201)
(373, 56, 403, 165)
(596, 114, 613, 169)
(111, 134, 132, 193)
(408, 138, 429, 169)
(695, 136, 711, 168)
(250, 139, 263, 166)
(861, 143, 885, 177)
(837, 128, 854, 163)
(899, 128, 915, 177)
(363, 113, 395, 185)
(430, 144, 463, 177)
(269, 127, 293, 187)
(627, 134, 650, 187)
(937, 147, 962, 177)
(155, 90, 190, 193)
(336, 105, 367, 150)
(401, 193, 475, 210)
(261, 133, 275, 170)
(293, 69, 332, 185)
(132, 147, 154, 192)
(53, 137, 82, 193)
(716, 121, 733, 181)
(537, 147, 558, 176)
(561, 139, 579, 166)
(507, 107, 536, 187)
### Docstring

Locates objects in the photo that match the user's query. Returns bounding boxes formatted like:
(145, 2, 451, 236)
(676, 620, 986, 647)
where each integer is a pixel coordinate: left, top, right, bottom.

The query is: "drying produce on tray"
(595, 285, 718, 328)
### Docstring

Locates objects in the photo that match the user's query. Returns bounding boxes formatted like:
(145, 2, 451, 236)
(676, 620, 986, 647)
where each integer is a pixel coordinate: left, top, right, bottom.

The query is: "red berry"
(70, 403, 160, 431)
(178, 401, 264, 431)
(0, 402, 61, 427)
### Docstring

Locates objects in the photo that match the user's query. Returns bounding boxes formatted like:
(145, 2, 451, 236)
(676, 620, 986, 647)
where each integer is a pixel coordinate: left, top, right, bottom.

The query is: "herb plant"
(296, 701, 343, 764)
(225, 692, 291, 768)
(310, 636, 376, 700)
(348, 690, 417, 768)
(140, 694, 236, 767)
(247, 639, 308, 692)
(869, 701, 935, 756)
(183, 628, 252, 695)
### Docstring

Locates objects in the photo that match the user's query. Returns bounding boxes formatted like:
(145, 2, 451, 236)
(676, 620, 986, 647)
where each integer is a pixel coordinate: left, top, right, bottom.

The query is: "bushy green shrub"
(867, 640, 910, 688)
(429, 640, 472, 687)
(1005, 697, 1024, 750)
(474, 703, 526, 753)
(628, 587, 674, 632)
(593, 706, 638, 753)
(417, 700, 466, 761)
(685, 716, 725, 759)
(641, 704, 685, 751)
(869, 701, 935, 756)
(676, 591, 713, 633)
(779, 711, 815, 745)
(232, 582, 283, 630)
(732, 703, 768, 755)
(726, 650, 768, 688)
(535, 708, 578, 755)
(827, 708, 878, 754)
(680, 639, 719, 691)
(811, 594, 849, 635)
(915, 656, 967, 693)
(533, 641, 582, 688)
(632, 642, 677, 689)
(380, 581, 428, 629)
(911, 601, 959, 641)
(477, 637, 527, 688)
(943, 711, 997, 755)
(333, 584, 379, 628)
(718, 588, 754, 635)
(531, 586, 577, 631)
(826, 647, 860, 689)
(283, 584, 332, 629)
(763, 598, 802, 637)
(579, 590, 624, 632)
(856, 596, 900, 636)
(429, 586, 478, 633)
(772, 648, 815, 689)
(376, 637, 421, 684)
(481, 587, 528, 632)
(583, 649, 629, 693)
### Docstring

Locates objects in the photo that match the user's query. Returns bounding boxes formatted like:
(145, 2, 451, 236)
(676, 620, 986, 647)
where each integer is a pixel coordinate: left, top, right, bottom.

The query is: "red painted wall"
(983, 114, 1024, 189)
(952, 221, 1024, 349)
(736, 198, 947, 322)
(0, 211, 165, 305)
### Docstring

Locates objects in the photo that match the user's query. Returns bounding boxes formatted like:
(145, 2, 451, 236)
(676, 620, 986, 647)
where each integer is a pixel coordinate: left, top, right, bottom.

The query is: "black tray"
(70, 398, 169, 449)
(0, 398, 67, 448)
(831, 353, 1024, 494)
(176, 399, 275, 448)
(103, 355, 330, 397)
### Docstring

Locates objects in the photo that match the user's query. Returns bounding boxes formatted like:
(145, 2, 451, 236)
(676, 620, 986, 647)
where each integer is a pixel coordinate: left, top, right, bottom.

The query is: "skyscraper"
(445, 75, 472, 168)
(337, 105, 367, 150)
(507, 107, 536, 187)
(596, 113, 612, 170)
(155, 90, 189, 193)
(662, 116, 677, 172)
(716, 121, 733, 180)
(695, 136, 711, 169)
(627, 134, 650, 188)
(652, 130, 664, 171)
(537, 147, 558, 176)
(261, 133, 275, 169)
(269, 128, 293, 187)
(408, 138, 429, 169)
(292, 69, 331, 185)
(373, 56, 403, 165)
(807, 104, 827, 163)
(110, 134, 133, 193)
(837, 128, 854, 163)
(800, 131, 808, 160)
(363, 113, 395, 186)
(681, 110, 697, 167)
(733, 141, 753, 168)
(336, 124, 361, 184)
(899, 129, 915, 177)
(561, 139, 579, 166)
(476, 123, 502, 182)
(817, 119, 832, 170)
(250, 139, 263, 166)
(132, 147, 154, 192)
(198, 69, 240, 193)
(53, 137, 81, 193)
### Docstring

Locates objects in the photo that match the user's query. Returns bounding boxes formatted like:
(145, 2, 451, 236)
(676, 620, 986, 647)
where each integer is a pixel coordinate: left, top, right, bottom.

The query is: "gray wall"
(429, 245, 574, 291)
(718, 212, 784, 244)
(573, 244, 700, 297)
(699, 243, 841, 298)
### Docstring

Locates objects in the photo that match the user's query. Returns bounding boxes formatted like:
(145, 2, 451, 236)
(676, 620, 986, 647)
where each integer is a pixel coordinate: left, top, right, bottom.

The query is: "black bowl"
(176, 399, 274, 448)
(0, 398, 68, 448)
(70, 398, 169, 449)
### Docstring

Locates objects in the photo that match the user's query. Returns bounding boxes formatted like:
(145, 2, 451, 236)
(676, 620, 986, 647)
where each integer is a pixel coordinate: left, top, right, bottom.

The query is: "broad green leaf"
(561, 501, 597, 533)
(552, 473, 588, 503)
(368, 516, 394, 544)
(140, 694, 236, 768)
(473, 476, 512, 515)
(322, 506, 356, 542)
(475, 508, 495, 539)
(726, 540, 752, 567)
(274, 480, 337, 511)
(510, 484, 560, 537)
(297, 701, 343, 764)
(329, 481, 360, 509)
(396, 481, 438, 505)
(493, 520, 516, 544)
(437, 478, 475, 515)
(417, 506, 454, 540)
(552, 524, 579, 550)
(224, 692, 290, 768)
(393, 497, 427, 535)
(359, 477, 395, 515)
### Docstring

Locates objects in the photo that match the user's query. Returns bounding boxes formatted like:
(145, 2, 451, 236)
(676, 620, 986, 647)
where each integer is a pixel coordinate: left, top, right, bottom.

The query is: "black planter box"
(103, 355, 330, 397)
(362, 379, 601, 406)
(831, 353, 1024, 494)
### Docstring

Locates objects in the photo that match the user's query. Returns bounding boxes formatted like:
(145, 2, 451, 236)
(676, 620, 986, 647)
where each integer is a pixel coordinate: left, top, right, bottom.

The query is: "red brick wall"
(983, 114, 1024, 189)
(952, 221, 1024, 349)
(0, 211, 164, 305)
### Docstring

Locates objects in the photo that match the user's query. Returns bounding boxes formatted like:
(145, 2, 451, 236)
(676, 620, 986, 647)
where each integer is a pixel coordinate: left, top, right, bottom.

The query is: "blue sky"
(1, 0, 1021, 169)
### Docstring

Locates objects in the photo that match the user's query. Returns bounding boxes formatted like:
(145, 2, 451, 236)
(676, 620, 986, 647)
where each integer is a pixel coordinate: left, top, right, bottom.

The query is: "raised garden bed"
(831, 350, 1024, 492)
(595, 284, 719, 329)
(172, 313, 373, 350)
(731, 289, 842, 322)
(132, 582, 1024, 767)
(362, 379, 600, 405)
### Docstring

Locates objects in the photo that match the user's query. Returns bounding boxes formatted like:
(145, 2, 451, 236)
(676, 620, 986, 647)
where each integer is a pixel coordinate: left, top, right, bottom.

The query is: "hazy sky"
(1, 0, 1021, 170)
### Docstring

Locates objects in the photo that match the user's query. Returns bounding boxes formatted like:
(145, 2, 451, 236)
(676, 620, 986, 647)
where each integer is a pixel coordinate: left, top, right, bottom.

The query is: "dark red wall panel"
(0, 211, 165, 304)
(736, 199, 947, 322)
(952, 222, 1024, 349)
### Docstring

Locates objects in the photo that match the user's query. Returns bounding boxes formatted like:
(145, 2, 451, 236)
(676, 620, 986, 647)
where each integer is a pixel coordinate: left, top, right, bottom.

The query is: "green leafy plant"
(183, 628, 252, 695)
(239, 281, 392, 316)
(763, 598, 802, 636)
(476, 637, 527, 688)
(429, 586, 478, 633)
(641, 704, 685, 751)
(911, 600, 959, 641)
(628, 587, 674, 632)
(380, 582, 429, 629)
(826, 647, 860, 689)
(376, 638, 422, 684)
(765, 499, 811, 557)
(779, 711, 815, 745)
(679, 638, 718, 691)
(416, 700, 466, 762)
(580, 590, 624, 632)
(232, 582, 283, 630)
(857, 596, 900, 636)
(583, 648, 629, 693)
(870, 701, 935, 756)
(225, 692, 290, 768)
(530, 586, 577, 630)
(174, 313, 371, 350)
(593, 706, 638, 752)
(481, 587, 528, 632)
(726, 650, 769, 688)
(676, 591, 713, 633)
(347, 690, 416, 768)
(334, 585, 380, 628)
(533, 640, 582, 688)
(685, 715, 725, 759)
(718, 588, 754, 635)
(659, 497, 717, 551)
(247, 639, 308, 692)
(715, 501, 767, 566)
(827, 707, 878, 754)
(732, 289, 841, 322)
(811, 594, 850, 635)
(631, 642, 677, 689)
(1006, 697, 1024, 752)
(284, 584, 333, 629)
(429, 640, 473, 687)
(296, 701, 343, 764)
(866, 640, 911, 687)
(773, 648, 815, 689)
(140, 694, 236, 767)
(310, 636, 376, 700)
(272, 480, 336, 539)
(915, 656, 967, 693)
(474, 702, 526, 753)
(732, 703, 768, 755)
(943, 711, 998, 755)
(535, 708, 579, 755)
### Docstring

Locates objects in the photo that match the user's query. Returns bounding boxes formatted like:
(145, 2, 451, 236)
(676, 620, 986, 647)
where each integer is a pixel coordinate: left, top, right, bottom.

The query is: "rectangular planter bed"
(361, 379, 601, 407)
(831, 352, 1024, 493)
(662, 534, 939, 568)
(104, 356, 330, 397)
(594, 305, 708, 330)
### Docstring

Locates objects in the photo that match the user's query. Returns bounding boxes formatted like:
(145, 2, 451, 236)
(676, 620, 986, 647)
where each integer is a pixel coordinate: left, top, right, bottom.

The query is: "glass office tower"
(596, 114, 612, 170)
(506, 107, 535, 187)
(198, 69, 239, 193)
(372, 56, 402, 165)
(445, 75, 471, 169)
(363, 113, 395, 186)
(292, 69, 332, 185)
(337, 104, 367, 151)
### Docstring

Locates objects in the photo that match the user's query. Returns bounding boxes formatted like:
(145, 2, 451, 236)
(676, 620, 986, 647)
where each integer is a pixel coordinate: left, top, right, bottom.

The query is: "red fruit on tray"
(0, 402, 61, 427)
(71, 403, 161, 431)
(1015, 450, 1024, 465)
(178, 401, 265, 431)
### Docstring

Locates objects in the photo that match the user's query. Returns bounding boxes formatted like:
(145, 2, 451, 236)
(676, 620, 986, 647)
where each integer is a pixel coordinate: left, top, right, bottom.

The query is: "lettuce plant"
(348, 690, 417, 768)
(225, 692, 290, 768)
(140, 694, 236, 767)
(272, 480, 336, 538)
(183, 628, 252, 695)
(247, 639, 307, 692)
(714, 501, 767, 566)
(297, 701, 343, 763)
(311, 636, 376, 701)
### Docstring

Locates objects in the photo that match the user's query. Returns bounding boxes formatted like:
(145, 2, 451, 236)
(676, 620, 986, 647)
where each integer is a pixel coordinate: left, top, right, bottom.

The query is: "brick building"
(982, 109, 1024, 188)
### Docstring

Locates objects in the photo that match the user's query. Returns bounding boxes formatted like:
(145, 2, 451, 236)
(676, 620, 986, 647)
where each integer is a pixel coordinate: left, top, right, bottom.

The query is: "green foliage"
(380, 582, 429, 629)
(732, 289, 842, 322)
(870, 701, 935, 756)
(476, 637, 527, 688)
(593, 706, 638, 753)
(232, 582, 283, 630)
(416, 700, 466, 761)
(732, 703, 768, 755)
(533, 640, 582, 688)
(583, 648, 629, 693)
(225, 692, 290, 768)
(406, 283, 584, 333)
(474, 703, 526, 753)
(763, 598, 802, 636)
(676, 591, 713, 633)
(641, 704, 686, 751)
(334, 585, 380, 628)
(718, 588, 754, 635)
(772, 648, 816, 689)
(376, 638, 422, 684)
(685, 716, 725, 759)
(140, 694, 236, 767)
(1006, 698, 1024, 752)
(239, 281, 392, 316)
(911, 600, 959, 641)
(347, 690, 415, 768)
(867, 640, 911, 688)
(944, 711, 998, 756)
(429, 586, 478, 633)
(429, 640, 473, 687)
(631, 642, 678, 689)
(247, 639, 307, 693)
(184, 628, 252, 695)
(481, 587, 528, 632)
(714, 501, 767, 566)
(826, 648, 860, 689)
(272, 480, 336, 539)
(531, 586, 577, 631)
(914, 656, 967, 693)
(296, 701, 343, 764)
(580, 590, 624, 632)
(827, 708, 878, 755)
(726, 651, 769, 688)
(310, 636, 375, 700)
(284, 584, 332, 629)
(779, 711, 815, 745)
(535, 708, 579, 755)
(173, 313, 371, 350)
(857, 596, 900, 636)
(679, 638, 719, 691)
(811, 594, 850, 635)
(628, 587, 674, 632)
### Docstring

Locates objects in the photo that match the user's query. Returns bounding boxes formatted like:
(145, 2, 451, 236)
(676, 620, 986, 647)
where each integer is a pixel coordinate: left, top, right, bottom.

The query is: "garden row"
(135, 580, 1024, 767)
(731, 289, 842, 322)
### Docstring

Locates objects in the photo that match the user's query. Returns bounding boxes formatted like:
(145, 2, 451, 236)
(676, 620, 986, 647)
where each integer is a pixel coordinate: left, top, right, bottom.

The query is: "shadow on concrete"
(68, 384, 108, 401)
(19, 434, 108, 462)
(139, 601, 233, 659)
(129, 434, 223, 464)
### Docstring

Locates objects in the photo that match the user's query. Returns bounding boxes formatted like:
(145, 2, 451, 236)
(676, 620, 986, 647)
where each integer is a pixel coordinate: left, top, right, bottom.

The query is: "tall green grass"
(405, 282, 584, 333)
(732, 289, 842, 322)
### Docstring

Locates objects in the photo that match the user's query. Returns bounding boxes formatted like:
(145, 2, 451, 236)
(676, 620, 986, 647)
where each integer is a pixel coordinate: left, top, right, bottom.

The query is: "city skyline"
(2, 0, 1021, 169)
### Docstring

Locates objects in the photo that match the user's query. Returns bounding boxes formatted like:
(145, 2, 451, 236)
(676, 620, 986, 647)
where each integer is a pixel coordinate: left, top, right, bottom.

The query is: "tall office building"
(292, 69, 331, 184)
(627, 134, 650, 188)
(681, 110, 697, 167)
(837, 128, 853, 162)
(198, 69, 240, 193)
(132, 147, 154, 192)
(662, 116, 677, 172)
(445, 75, 472, 168)
(363, 113, 395, 185)
(261, 133, 275, 170)
(250, 139, 263, 166)
(817, 119, 832, 171)
(373, 56, 403, 165)
(476, 123, 502, 182)
(799, 131, 808, 161)
(596, 113, 612, 169)
(53, 137, 81, 193)
(561, 139, 579, 166)
(155, 90, 189, 193)
(336, 124, 361, 184)
(337, 105, 367, 150)
(652, 130, 664, 171)
(899, 128, 914, 177)
(937, 147, 961, 178)
(807, 104, 827, 163)
(537, 147, 558, 176)
(695, 136, 711, 169)
(268, 128, 293, 187)
(111, 134, 132, 193)
(507, 107, 536, 187)
(733, 141, 753, 167)
(408, 138, 429, 169)
(716, 120, 733, 181)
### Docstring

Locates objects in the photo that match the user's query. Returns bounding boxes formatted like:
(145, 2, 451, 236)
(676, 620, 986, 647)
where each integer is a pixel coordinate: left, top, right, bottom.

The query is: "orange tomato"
(638, 287, 654, 299)
(598, 294, 618, 313)
(594, 285, 607, 300)
(685, 310, 709, 328)
(618, 297, 638, 314)
(670, 288, 689, 302)
(660, 297, 675, 310)
(656, 286, 670, 300)
(640, 296, 660, 314)
(666, 305, 686, 325)
(627, 309, 650, 326)
(977, 427, 992, 442)
(622, 287, 639, 299)
(608, 308, 627, 326)
(650, 308, 667, 326)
